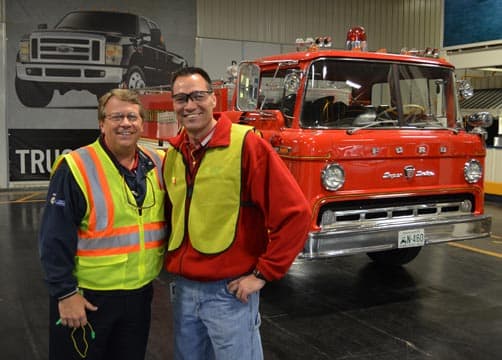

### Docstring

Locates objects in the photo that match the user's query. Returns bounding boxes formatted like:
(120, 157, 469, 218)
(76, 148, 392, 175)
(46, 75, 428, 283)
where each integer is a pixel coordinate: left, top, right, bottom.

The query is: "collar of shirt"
(98, 135, 156, 181)
(168, 114, 233, 151)
(182, 124, 217, 152)
(181, 125, 217, 175)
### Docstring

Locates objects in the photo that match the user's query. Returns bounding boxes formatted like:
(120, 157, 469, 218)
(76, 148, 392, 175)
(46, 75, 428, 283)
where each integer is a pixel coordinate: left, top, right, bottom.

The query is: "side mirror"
(236, 62, 260, 111)
(284, 71, 301, 93)
(150, 28, 162, 45)
(467, 111, 493, 139)
(467, 111, 493, 128)
(457, 80, 473, 100)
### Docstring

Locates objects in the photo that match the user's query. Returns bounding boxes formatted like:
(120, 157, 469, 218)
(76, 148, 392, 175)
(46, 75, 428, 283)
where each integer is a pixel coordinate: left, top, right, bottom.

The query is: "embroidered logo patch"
(50, 193, 65, 207)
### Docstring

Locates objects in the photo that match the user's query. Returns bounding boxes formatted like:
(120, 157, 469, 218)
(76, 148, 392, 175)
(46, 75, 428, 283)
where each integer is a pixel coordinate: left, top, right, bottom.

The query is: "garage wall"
(468, 75, 502, 89)
(1, 0, 7, 188)
(195, 0, 443, 80)
(197, 0, 442, 49)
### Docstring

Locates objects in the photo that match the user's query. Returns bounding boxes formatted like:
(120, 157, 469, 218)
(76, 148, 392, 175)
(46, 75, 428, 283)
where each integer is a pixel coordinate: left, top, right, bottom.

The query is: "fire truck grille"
(318, 193, 476, 228)
(31, 37, 102, 63)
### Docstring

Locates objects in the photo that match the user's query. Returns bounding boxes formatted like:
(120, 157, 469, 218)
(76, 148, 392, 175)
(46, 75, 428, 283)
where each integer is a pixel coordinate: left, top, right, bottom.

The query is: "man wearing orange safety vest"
(39, 89, 167, 360)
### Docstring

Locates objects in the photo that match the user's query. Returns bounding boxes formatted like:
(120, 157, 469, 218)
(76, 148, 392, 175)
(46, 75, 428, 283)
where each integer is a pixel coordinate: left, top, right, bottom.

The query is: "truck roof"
(253, 49, 454, 68)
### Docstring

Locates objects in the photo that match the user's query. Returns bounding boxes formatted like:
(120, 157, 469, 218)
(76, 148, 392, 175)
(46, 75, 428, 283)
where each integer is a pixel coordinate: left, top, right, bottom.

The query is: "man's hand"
(227, 274, 266, 303)
(57, 293, 98, 328)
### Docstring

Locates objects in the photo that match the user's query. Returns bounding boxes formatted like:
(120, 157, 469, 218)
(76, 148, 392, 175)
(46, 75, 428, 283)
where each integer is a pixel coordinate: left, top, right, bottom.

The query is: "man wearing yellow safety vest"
(39, 89, 167, 360)
(163, 67, 311, 360)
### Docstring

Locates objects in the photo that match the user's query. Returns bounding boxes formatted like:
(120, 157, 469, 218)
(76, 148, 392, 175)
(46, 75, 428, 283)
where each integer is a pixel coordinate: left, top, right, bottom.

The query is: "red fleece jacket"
(163, 114, 311, 282)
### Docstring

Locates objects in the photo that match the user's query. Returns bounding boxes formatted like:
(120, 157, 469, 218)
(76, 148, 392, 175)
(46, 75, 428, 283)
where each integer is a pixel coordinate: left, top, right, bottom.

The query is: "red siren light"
(345, 26, 367, 51)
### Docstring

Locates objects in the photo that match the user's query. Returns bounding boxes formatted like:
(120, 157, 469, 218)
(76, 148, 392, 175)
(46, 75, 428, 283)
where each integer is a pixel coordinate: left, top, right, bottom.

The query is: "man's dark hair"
(171, 67, 213, 90)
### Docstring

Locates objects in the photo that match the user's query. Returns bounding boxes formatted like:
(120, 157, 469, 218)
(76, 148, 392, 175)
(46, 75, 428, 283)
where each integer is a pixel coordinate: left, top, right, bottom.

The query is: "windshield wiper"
(407, 115, 459, 134)
(347, 119, 398, 134)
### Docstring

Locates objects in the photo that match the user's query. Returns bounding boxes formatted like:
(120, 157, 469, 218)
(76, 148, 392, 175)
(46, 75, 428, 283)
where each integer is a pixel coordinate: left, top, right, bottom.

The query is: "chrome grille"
(320, 199, 472, 229)
(31, 36, 102, 64)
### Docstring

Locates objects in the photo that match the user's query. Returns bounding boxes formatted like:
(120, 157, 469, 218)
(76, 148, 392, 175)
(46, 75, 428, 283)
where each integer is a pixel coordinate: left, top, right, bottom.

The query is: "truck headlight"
(464, 159, 482, 184)
(105, 44, 122, 65)
(19, 40, 30, 62)
(321, 163, 345, 191)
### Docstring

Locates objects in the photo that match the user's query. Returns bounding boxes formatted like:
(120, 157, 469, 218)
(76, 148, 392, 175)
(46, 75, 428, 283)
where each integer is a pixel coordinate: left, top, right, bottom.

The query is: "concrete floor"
(1, 189, 502, 359)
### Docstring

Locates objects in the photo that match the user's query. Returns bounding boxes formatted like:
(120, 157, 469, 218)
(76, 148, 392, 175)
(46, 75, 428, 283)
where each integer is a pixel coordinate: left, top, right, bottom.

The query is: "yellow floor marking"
(14, 192, 45, 202)
(448, 242, 502, 259)
(0, 191, 46, 205)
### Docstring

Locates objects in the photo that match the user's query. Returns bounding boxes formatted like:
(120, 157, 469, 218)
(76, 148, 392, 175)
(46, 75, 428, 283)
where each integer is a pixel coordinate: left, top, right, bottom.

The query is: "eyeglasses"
(105, 112, 140, 122)
(172, 90, 213, 105)
(123, 175, 156, 211)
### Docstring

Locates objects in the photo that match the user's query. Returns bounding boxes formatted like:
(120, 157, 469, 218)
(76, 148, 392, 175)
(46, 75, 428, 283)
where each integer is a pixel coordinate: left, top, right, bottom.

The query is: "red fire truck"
(139, 30, 492, 265)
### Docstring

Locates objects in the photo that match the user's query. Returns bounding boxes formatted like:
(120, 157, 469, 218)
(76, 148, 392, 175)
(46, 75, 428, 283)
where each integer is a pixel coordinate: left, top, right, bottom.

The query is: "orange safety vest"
(57, 140, 166, 290)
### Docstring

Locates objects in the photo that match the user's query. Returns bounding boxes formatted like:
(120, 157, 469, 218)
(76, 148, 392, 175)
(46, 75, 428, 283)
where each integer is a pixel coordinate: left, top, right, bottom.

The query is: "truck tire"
(15, 77, 53, 107)
(367, 247, 422, 266)
(125, 66, 146, 89)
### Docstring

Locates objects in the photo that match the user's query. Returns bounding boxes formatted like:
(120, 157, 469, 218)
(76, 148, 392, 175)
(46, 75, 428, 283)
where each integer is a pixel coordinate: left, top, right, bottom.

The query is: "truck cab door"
(138, 17, 166, 85)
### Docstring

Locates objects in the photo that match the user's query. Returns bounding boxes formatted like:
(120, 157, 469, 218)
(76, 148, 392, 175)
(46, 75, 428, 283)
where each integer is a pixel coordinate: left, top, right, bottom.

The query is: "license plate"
(398, 229, 425, 248)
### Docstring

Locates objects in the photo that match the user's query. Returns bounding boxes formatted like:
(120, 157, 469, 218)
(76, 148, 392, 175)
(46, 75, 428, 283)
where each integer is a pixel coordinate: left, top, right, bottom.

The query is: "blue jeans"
(173, 276, 263, 360)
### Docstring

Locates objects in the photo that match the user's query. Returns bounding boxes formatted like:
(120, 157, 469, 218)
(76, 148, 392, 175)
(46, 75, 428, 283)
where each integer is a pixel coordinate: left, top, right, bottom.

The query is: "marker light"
(296, 36, 332, 51)
(315, 36, 333, 48)
(400, 47, 440, 58)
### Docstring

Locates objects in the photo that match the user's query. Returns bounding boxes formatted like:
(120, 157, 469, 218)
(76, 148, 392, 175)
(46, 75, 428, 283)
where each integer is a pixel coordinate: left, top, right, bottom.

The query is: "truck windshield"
(301, 59, 457, 130)
(55, 12, 137, 35)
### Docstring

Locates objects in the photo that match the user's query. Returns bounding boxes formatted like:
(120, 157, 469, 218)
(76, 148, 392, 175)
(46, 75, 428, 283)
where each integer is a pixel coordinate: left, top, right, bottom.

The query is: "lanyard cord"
(70, 322, 96, 358)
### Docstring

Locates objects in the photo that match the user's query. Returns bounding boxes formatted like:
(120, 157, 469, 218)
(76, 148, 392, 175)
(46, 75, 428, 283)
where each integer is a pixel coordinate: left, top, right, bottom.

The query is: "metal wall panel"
(197, 0, 442, 53)
(471, 76, 502, 90)
(0, 0, 6, 188)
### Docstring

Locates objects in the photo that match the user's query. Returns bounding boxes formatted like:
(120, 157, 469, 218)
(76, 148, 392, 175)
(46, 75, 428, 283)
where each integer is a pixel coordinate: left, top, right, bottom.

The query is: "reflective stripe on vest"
(141, 146, 165, 190)
(77, 224, 166, 252)
(165, 124, 251, 254)
(71, 145, 111, 231)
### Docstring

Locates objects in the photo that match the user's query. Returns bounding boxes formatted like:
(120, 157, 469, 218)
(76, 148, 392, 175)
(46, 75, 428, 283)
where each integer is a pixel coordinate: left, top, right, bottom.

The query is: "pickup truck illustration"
(15, 10, 187, 107)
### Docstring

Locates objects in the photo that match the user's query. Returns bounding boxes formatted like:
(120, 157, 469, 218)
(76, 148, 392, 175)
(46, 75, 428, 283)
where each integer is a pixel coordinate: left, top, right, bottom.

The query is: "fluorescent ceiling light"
(477, 67, 502, 72)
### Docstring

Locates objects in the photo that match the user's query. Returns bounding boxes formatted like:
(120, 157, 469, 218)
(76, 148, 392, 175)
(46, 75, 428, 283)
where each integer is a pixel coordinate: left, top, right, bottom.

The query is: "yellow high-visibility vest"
(165, 124, 251, 254)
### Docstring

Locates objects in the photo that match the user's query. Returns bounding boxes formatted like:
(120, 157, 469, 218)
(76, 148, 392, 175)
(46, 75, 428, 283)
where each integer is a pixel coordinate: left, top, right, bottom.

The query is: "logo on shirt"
(50, 193, 65, 207)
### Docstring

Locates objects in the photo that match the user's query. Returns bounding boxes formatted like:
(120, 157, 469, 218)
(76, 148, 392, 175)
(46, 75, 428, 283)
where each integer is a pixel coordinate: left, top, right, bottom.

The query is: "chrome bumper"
(300, 214, 492, 259)
(16, 63, 124, 84)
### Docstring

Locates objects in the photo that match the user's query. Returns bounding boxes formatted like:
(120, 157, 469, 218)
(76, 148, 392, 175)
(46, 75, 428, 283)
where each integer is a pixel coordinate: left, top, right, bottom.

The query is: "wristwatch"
(252, 268, 267, 282)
